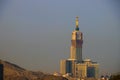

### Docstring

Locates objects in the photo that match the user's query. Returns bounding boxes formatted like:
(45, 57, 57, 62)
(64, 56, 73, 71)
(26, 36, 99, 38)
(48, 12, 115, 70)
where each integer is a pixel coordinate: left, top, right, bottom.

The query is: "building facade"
(0, 64, 3, 80)
(60, 17, 99, 79)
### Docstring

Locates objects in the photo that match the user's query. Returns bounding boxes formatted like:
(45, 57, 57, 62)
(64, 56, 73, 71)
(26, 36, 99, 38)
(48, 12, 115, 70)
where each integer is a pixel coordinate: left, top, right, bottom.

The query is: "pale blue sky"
(0, 0, 120, 75)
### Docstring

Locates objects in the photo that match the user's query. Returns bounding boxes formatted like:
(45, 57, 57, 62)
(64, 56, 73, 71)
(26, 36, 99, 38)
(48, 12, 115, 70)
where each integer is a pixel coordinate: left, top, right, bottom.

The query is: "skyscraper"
(70, 16, 83, 63)
(60, 17, 99, 79)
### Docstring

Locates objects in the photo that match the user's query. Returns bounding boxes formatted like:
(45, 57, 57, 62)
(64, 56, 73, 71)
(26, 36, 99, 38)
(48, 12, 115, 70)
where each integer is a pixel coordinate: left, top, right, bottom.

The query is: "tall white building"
(60, 17, 99, 79)
(70, 16, 83, 63)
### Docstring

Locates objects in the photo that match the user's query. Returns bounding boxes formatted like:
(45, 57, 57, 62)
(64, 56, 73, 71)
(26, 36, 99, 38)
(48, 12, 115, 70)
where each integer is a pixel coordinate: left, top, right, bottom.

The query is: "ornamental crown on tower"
(75, 16, 79, 31)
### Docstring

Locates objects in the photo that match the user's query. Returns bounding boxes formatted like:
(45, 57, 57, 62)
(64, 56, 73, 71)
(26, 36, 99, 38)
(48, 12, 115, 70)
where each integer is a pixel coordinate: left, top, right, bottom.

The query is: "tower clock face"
(72, 33, 76, 40)
(76, 32, 81, 39)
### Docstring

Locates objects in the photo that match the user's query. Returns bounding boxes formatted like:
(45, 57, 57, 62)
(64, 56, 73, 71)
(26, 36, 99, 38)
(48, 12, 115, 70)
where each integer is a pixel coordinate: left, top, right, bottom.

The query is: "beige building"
(60, 17, 99, 79)
(76, 59, 99, 79)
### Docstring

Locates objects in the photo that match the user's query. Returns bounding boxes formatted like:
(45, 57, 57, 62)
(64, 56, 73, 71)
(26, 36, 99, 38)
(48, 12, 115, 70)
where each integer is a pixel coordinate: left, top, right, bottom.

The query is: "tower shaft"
(70, 17, 83, 62)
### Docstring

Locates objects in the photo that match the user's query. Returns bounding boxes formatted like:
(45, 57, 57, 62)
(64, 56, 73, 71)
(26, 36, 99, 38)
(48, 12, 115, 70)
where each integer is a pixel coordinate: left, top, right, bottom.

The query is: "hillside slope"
(0, 59, 67, 80)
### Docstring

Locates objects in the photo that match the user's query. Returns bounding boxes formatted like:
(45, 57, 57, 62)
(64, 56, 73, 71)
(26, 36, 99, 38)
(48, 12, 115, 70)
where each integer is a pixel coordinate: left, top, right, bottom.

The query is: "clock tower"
(70, 17, 83, 62)
(60, 17, 99, 79)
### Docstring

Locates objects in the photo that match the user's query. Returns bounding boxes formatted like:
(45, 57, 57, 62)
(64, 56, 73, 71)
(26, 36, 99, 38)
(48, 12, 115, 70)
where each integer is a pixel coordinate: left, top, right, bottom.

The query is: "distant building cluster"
(60, 17, 99, 80)
(100, 75, 109, 80)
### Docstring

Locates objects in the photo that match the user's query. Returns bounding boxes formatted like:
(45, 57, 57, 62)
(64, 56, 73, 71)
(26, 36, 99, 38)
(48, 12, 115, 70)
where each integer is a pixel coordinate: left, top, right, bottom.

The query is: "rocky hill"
(0, 59, 67, 80)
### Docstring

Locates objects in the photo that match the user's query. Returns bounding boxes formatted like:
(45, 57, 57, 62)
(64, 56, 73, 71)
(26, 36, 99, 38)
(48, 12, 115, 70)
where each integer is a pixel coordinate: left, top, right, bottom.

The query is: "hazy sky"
(0, 0, 120, 75)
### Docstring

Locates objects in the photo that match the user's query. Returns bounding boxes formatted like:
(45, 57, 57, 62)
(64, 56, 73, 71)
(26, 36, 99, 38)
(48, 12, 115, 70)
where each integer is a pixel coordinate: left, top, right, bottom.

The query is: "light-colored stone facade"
(60, 17, 99, 79)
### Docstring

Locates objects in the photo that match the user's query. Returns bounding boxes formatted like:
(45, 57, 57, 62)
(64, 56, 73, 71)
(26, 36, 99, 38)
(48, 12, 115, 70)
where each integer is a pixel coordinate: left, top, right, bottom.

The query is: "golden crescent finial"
(76, 16, 79, 28)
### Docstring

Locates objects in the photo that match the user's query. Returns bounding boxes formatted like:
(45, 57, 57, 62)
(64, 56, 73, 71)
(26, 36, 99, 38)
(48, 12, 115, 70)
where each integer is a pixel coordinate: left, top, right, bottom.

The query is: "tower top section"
(75, 16, 79, 31)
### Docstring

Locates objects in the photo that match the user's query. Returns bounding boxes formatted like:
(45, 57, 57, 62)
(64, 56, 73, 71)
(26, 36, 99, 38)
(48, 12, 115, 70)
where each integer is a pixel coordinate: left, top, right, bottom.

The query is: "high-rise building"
(60, 17, 99, 79)
(70, 16, 83, 63)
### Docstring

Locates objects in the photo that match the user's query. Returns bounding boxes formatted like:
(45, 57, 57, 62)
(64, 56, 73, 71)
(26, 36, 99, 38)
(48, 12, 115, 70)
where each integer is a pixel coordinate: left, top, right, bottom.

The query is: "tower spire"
(75, 16, 79, 31)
